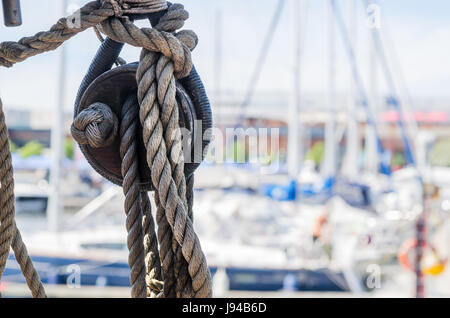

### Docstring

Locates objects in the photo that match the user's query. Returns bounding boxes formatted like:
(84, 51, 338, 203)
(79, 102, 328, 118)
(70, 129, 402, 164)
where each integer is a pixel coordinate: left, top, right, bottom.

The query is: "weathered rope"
(119, 95, 148, 298)
(11, 224, 46, 298)
(149, 6, 193, 297)
(154, 190, 177, 297)
(0, 99, 46, 298)
(71, 102, 119, 148)
(0, 1, 109, 67)
(137, 40, 192, 298)
(99, 2, 210, 297)
(0, 99, 15, 286)
(72, 98, 159, 298)
(141, 191, 163, 297)
(98, 15, 196, 78)
(0, 0, 168, 67)
(0, 100, 15, 297)
(1, 0, 212, 298)
(134, 4, 212, 296)
(0, 0, 194, 75)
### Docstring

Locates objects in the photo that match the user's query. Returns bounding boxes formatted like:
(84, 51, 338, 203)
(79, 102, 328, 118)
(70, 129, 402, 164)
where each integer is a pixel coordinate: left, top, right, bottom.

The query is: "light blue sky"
(0, 0, 449, 111)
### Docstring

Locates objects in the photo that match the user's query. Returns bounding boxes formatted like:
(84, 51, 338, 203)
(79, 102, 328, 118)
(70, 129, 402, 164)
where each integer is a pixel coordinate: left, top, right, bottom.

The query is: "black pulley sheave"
(74, 11, 212, 191)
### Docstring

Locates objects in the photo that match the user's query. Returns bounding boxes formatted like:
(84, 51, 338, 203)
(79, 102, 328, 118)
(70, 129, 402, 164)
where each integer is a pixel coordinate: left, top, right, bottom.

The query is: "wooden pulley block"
(75, 62, 198, 191)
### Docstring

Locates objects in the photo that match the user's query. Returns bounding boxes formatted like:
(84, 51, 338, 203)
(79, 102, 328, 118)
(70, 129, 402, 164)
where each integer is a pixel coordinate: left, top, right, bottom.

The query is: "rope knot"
(71, 103, 119, 148)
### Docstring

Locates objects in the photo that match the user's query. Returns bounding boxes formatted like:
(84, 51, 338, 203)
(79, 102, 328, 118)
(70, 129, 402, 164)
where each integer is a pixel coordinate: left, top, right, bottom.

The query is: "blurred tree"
(10, 141, 17, 153)
(230, 140, 248, 163)
(18, 141, 44, 158)
(305, 141, 324, 167)
(391, 152, 406, 170)
(65, 138, 74, 160)
(430, 139, 450, 167)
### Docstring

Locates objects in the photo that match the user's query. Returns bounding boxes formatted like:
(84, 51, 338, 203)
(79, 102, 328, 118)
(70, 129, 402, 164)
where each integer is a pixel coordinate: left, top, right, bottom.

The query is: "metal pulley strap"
(1, 0, 22, 27)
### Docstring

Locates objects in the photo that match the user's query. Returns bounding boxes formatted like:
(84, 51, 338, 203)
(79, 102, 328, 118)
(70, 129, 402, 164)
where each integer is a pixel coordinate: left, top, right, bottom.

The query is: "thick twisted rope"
(1, 0, 212, 298)
(138, 45, 192, 298)
(119, 96, 148, 298)
(134, 5, 212, 297)
(0, 1, 109, 67)
(0, 99, 46, 298)
(0, 1, 171, 68)
(154, 191, 176, 297)
(0, 99, 15, 288)
(152, 8, 192, 297)
(141, 191, 163, 297)
(11, 225, 46, 298)
(0, 0, 195, 77)
(99, 2, 210, 297)
(99, 16, 196, 78)
(72, 98, 158, 298)
(137, 41, 192, 298)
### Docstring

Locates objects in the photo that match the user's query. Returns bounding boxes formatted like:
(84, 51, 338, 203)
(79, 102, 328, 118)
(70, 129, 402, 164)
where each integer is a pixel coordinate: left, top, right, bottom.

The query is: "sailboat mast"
(343, 0, 360, 179)
(330, 0, 385, 174)
(323, 0, 337, 177)
(214, 8, 223, 127)
(287, 0, 302, 179)
(365, 0, 380, 174)
(48, 0, 67, 232)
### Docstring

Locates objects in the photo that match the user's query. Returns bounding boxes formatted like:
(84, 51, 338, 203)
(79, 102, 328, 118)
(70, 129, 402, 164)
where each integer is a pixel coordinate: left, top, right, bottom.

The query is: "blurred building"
(4, 108, 73, 147)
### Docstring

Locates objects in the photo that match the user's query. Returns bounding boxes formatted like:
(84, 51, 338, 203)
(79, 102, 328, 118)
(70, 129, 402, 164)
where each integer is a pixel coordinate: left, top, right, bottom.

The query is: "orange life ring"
(398, 239, 447, 276)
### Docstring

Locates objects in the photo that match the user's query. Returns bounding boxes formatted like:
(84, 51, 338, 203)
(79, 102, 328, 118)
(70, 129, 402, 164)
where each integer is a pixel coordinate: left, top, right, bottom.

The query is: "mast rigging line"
(235, 0, 287, 128)
(381, 16, 420, 138)
(329, 0, 388, 174)
(361, 0, 416, 166)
